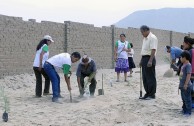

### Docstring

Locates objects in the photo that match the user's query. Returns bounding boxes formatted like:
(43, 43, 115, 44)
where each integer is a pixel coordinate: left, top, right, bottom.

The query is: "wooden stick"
(102, 73, 104, 95)
(140, 67, 142, 98)
(70, 91, 72, 103)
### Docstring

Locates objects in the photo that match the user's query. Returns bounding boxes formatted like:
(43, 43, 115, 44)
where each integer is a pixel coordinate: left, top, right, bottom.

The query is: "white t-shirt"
(116, 40, 130, 59)
(47, 53, 71, 68)
(33, 44, 49, 67)
(141, 32, 158, 56)
(128, 48, 134, 57)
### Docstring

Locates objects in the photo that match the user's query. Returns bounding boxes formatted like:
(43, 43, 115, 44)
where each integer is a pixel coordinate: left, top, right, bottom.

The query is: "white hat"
(43, 35, 54, 42)
(80, 55, 91, 64)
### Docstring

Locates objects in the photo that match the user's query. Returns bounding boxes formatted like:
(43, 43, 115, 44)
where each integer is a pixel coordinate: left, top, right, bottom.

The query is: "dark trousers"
(181, 86, 192, 114)
(80, 74, 97, 95)
(33, 67, 50, 96)
(142, 56, 157, 97)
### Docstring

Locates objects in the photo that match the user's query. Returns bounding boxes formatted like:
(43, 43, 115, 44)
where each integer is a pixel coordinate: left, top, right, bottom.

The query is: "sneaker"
(192, 104, 194, 108)
(58, 94, 64, 98)
(52, 98, 63, 104)
(184, 113, 191, 117)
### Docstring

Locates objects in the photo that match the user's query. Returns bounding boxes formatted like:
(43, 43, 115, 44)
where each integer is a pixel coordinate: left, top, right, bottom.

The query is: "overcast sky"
(0, 0, 194, 27)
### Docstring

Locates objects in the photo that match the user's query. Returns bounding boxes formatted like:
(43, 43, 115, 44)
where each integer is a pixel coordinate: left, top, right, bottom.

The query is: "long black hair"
(36, 39, 48, 51)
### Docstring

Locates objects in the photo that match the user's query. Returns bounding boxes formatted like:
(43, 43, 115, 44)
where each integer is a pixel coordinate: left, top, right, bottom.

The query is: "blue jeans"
(44, 62, 60, 99)
(181, 85, 192, 114)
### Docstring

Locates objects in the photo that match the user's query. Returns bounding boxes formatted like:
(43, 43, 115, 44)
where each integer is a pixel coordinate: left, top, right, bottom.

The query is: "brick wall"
(0, 14, 191, 78)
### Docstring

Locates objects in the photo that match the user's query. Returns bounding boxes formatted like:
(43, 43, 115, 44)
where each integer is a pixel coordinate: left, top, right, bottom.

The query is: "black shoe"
(43, 92, 52, 96)
(139, 94, 148, 99)
(150, 95, 155, 99)
(145, 95, 156, 100)
(35, 95, 42, 98)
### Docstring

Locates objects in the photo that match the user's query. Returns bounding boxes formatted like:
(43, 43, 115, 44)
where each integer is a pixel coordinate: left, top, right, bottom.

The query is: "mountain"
(115, 8, 194, 33)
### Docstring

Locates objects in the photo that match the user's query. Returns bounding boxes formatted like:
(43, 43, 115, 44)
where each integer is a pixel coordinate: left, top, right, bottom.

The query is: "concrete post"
(111, 25, 115, 69)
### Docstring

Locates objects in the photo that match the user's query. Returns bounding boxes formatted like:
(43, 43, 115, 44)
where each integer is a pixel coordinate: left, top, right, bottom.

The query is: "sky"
(0, 0, 194, 27)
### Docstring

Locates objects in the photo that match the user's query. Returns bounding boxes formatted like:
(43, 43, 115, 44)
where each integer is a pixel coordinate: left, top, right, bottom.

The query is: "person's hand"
(122, 48, 127, 51)
(88, 78, 91, 83)
(79, 86, 84, 95)
(147, 60, 152, 67)
(184, 84, 188, 90)
(114, 56, 117, 62)
(139, 61, 142, 67)
(38, 67, 42, 71)
(69, 71, 72, 76)
(68, 85, 72, 91)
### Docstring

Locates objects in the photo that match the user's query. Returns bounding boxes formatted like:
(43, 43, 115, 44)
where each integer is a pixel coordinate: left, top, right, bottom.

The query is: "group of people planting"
(32, 35, 96, 103)
(32, 25, 194, 117)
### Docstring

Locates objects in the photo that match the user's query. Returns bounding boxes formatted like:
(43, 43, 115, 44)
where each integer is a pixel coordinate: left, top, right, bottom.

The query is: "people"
(128, 43, 136, 77)
(179, 51, 192, 116)
(139, 25, 158, 100)
(114, 33, 131, 82)
(76, 55, 97, 96)
(181, 36, 194, 108)
(33, 35, 54, 97)
(43, 52, 81, 103)
(165, 45, 183, 71)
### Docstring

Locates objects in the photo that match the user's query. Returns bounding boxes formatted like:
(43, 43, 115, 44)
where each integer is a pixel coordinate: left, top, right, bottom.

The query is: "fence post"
(64, 21, 70, 52)
(111, 25, 115, 69)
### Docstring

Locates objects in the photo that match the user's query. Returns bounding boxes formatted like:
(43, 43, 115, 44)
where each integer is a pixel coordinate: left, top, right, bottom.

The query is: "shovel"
(139, 67, 143, 98)
(70, 90, 72, 103)
(98, 73, 104, 95)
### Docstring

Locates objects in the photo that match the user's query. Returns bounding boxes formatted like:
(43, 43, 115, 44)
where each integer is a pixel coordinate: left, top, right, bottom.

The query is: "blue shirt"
(179, 63, 192, 88)
(170, 47, 183, 60)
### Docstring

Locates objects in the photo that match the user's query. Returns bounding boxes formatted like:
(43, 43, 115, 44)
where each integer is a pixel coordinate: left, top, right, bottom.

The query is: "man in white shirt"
(139, 25, 158, 100)
(44, 52, 81, 103)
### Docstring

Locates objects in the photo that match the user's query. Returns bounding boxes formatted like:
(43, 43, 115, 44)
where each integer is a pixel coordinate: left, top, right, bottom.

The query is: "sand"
(0, 64, 194, 126)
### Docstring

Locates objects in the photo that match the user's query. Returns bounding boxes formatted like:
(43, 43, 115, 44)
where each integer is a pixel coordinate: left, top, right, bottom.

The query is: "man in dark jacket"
(76, 55, 97, 96)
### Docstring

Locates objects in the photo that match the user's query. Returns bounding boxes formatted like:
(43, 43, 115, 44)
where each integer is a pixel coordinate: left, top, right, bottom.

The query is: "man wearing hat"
(76, 55, 97, 96)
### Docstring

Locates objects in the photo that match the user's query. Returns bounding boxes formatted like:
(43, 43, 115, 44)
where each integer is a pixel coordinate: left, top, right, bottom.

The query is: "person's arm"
(128, 49, 134, 55)
(147, 49, 156, 67)
(88, 61, 97, 82)
(123, 42, 131, 52)
(147, 37, 157, 67)
(170, 50, 176, 64)
(184, 65, 191, 90)
(114, 41, 118, 61)
(184, 73, 191, 90)
(63, 64, 71, 91)
(38, 45, 48, 71)
(76, 64, 82, 90)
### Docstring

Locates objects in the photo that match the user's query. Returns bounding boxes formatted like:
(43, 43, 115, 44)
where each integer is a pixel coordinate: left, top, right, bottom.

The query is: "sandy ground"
(0, 64, 194, 126)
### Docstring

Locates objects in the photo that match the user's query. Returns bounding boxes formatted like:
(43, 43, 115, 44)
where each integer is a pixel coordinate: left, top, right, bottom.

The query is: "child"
(128, 43, 136, 77)
(179, 51, 192, 116)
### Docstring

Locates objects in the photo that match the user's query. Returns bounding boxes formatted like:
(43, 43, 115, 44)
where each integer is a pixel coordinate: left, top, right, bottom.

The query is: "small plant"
(0, 84, 9, 122)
